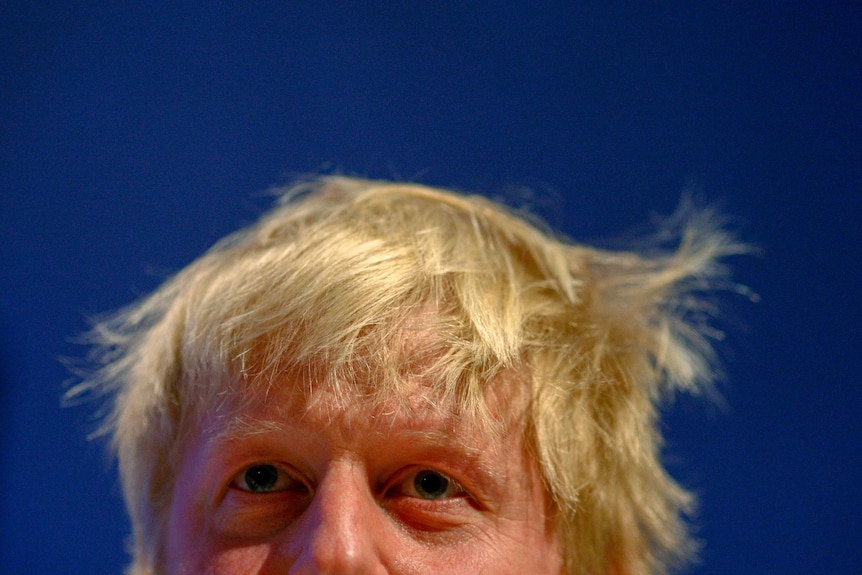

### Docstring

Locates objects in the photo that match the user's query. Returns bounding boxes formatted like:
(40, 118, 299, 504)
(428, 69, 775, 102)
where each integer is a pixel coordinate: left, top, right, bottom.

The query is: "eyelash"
(231, 463, 308, 494)
(231, 464, 468, 502)
(390, 468, 467, 501)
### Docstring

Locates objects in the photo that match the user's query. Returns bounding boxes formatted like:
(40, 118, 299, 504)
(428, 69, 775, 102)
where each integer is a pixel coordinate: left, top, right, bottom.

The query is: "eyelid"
(230, 462, 308, 494)
(388, 467, 468, 500)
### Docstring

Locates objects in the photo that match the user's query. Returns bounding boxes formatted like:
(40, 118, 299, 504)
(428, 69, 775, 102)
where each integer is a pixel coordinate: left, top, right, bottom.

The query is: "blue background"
(2, 2, 859, 573)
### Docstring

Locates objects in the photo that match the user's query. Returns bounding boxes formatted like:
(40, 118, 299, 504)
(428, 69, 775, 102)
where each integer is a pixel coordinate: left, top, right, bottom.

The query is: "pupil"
(245, 464, 279, 492)
(415, 470, 448, 499)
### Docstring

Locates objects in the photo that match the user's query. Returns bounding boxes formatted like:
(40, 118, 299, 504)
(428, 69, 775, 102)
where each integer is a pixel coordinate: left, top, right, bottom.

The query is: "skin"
(164, 377, 563, 574)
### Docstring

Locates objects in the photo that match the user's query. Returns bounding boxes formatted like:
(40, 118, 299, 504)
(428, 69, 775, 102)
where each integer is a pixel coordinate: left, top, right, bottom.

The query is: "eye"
(401, 469, 465, 500)
(232, 463, 305, 494)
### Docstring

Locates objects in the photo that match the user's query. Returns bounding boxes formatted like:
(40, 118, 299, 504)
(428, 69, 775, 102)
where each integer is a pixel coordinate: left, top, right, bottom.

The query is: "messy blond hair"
(75, 177, 745, 574)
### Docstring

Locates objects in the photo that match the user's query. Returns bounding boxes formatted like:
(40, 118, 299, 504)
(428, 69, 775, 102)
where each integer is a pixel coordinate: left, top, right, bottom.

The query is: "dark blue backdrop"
(2, 2, 859, 573)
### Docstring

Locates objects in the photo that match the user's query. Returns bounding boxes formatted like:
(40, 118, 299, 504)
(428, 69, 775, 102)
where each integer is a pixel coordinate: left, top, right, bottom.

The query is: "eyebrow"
(207, 412, 504, 493)
(209, 414, 289, 443)
(213, 413, 490, 454)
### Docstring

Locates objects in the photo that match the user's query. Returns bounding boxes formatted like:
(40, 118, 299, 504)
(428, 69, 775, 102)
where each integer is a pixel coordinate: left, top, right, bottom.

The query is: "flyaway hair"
(71, 177, 747, 575)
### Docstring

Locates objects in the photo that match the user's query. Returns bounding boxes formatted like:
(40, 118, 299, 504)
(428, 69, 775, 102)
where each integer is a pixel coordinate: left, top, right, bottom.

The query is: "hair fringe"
(70, 177, 749, 575)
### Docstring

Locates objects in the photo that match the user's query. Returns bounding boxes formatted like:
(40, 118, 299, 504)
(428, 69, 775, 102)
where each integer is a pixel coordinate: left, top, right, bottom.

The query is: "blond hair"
(74, 177, 746, 574)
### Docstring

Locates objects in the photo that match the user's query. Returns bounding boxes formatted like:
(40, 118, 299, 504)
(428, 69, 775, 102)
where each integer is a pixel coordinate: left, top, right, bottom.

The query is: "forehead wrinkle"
(204, 361, 532, 449)
(207, 411, 288, 445)
(205, 390, 505, 459)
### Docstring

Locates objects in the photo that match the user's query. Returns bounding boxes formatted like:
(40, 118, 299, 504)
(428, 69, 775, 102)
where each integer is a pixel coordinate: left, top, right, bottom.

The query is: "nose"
(287, 461, 387, 574)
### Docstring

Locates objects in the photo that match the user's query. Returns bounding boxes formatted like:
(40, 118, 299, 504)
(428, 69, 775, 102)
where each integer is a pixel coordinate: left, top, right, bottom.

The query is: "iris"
(244, 464, 280, 492)
(414, 470, 450, 499)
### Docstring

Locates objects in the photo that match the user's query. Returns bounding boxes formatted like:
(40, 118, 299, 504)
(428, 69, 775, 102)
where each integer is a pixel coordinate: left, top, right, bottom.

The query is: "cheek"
(164, 493, 210, 574)
(165, 495, 278, 575)
(415, 522, 561, 575)
(514, 524, 563, 574)
(164, 458, 204, 572)
(485, 457, 561, 573)
(176, 544, 276, 575)
(481, 517, 562, 574)
(164, 442, 231, 574)
(516, 480, 562, 571)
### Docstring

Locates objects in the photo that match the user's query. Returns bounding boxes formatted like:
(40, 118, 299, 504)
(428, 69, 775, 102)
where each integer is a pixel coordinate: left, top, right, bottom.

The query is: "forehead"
(201, 366, 532, 449)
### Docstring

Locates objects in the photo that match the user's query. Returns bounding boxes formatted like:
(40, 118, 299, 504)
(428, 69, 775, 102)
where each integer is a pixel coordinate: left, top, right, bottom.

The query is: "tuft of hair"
(69, 176, 748, 575)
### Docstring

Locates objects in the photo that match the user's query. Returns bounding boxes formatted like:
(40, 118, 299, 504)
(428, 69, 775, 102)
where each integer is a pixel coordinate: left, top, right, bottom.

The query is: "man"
(75, 177, 744, 574)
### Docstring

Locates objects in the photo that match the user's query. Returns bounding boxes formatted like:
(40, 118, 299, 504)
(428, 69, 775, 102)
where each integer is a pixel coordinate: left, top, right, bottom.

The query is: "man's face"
(164, 376, 562, 574)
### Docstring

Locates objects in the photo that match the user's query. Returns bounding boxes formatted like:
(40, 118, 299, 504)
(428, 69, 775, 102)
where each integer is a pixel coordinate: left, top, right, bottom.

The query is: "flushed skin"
(74, 177, 745, 574)
(165, 381, 562, 575)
